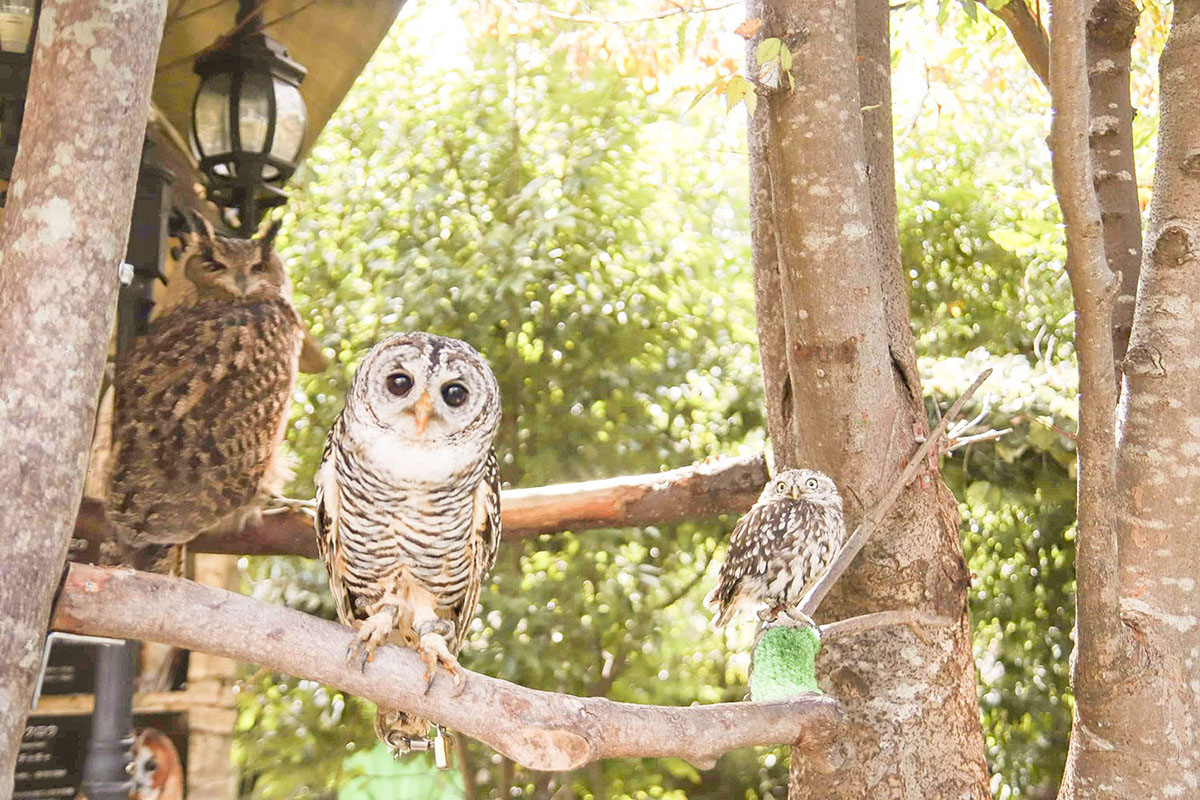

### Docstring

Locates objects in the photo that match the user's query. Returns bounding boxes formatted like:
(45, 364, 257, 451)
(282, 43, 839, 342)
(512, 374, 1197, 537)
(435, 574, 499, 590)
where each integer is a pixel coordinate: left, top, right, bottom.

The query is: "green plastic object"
(748, 623, 822, 701)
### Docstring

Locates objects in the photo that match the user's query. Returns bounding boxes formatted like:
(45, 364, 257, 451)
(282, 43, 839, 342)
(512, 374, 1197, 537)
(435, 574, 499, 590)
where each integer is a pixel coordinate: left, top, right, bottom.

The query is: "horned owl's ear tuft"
(258, 217, 283, 252)
(186, 210, 216, 253)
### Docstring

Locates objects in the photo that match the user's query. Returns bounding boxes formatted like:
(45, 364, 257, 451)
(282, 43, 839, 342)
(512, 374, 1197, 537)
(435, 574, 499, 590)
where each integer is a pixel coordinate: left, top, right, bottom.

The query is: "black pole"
(80, 642, 134, 800)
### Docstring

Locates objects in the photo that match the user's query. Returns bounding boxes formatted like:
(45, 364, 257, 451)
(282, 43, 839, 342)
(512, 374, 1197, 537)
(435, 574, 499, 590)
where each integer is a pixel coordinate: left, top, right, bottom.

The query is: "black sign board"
(15, 712, 189, 800)
(37, 641, 188, 698)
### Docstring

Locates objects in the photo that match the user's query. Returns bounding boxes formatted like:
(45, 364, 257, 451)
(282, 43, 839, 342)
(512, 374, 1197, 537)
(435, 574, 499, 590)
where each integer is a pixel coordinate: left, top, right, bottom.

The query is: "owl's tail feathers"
(704, 582, 737, 630)
(374, 707, 431, 756)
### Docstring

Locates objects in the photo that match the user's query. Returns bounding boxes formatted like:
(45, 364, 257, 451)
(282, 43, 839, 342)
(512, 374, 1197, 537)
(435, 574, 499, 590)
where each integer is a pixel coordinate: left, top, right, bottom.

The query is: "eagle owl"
(105, 218, 303, 572)
(315, 332, 502, 754)
(705, 468, 845, 627)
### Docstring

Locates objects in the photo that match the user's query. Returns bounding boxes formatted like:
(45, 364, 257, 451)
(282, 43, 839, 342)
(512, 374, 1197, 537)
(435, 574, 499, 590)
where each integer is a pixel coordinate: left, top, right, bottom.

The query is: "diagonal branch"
(71, 455, 770, 560)
(988, 0, 1050, 89)
(50, 563, 844, 772)
(800, 369, 993, 617)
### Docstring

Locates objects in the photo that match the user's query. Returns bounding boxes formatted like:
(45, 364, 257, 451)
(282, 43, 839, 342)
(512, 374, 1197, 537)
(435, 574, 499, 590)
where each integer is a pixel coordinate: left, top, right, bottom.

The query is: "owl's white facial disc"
(759, 467, 842, 509)
(349, 332, 501, 454)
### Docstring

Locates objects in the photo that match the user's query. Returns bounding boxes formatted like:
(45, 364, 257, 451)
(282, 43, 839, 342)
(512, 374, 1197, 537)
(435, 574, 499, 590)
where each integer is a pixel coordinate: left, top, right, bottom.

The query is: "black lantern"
(0, 0, 38, 183)
(189, 0, 307, 235)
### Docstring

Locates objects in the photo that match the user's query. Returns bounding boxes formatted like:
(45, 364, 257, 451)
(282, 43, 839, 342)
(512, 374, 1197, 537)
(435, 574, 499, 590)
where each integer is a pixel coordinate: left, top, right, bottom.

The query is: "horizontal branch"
(72, 454, 769, 560)
(51, 563, 843, 771)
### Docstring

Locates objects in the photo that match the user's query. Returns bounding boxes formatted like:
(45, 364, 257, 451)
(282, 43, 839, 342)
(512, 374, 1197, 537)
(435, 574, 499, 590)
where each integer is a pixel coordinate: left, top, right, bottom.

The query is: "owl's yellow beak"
(790, 487, 801, 499)
(235, 272, 248, 293)
(412, 391, 434, 436)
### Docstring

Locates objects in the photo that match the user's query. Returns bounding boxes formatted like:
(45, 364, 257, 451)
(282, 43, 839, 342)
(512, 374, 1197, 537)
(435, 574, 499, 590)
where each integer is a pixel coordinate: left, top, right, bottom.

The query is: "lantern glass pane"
(192, 72, 232, 159)
(269, 79, 306, 164)
(237, 70, 272, 155)
(0, 0, 35, 54)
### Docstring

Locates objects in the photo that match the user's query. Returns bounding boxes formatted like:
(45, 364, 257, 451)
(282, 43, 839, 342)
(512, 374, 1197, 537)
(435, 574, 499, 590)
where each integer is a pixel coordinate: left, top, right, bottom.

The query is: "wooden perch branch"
(72, 454, 769, 560)
(50, 563, 844, 772)
(800, 369, 993, 617)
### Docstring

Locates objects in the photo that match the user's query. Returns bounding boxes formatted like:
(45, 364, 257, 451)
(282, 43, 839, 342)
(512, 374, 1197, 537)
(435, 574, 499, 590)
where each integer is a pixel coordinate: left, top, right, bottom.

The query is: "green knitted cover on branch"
(748, 624, 822, 701)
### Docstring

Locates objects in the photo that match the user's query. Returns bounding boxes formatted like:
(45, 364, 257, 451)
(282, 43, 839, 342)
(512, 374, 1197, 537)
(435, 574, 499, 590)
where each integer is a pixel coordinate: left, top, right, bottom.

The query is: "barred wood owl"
(705, 468, 845, 627)
(105, 218, 303, 572)
(315, 332, 502, 754)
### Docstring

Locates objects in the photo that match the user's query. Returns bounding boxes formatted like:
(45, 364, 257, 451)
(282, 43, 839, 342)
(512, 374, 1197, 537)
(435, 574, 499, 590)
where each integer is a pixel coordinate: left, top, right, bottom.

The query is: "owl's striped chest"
(331, 440, 483, 611)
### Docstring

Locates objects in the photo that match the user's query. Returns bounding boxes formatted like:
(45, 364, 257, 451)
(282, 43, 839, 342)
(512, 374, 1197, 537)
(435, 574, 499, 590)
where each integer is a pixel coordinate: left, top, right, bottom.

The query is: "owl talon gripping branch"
(346, 607, 398, 670)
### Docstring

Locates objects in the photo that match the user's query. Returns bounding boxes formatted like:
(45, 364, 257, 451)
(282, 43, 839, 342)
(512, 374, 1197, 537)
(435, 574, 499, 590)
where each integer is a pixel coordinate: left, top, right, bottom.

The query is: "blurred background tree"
(227, 1, 1166, 798)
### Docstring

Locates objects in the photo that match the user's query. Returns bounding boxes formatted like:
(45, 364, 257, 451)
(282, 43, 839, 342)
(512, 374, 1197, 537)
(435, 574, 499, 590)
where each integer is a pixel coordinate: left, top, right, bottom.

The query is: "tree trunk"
(1061, 1, 1200, 795)
(0, 0, 167, 789)
(746, 0, 989, 796)
(1087, 0, 1142, 374)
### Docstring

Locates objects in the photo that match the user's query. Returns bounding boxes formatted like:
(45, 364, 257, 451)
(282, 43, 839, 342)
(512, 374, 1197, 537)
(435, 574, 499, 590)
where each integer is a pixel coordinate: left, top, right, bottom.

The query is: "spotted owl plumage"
(315, 332, 502, 755)
(105, 219, 303, 572)
(705, 468, 845, 627)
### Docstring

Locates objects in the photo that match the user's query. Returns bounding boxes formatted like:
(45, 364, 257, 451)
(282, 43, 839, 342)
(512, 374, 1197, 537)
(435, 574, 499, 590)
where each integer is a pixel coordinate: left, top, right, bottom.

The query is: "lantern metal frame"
(189, 1, 307, 234)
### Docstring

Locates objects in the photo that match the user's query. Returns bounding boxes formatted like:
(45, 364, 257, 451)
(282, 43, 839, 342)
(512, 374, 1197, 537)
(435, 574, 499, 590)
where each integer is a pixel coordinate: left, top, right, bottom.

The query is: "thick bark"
(1087, 0, 1142, 372)
(0, 0, 166, 789)
(51, 564, 845, 772)
(71, 455, 770, 558)
(1061, 1, 1200, 795)
(747, 0, 988, 796)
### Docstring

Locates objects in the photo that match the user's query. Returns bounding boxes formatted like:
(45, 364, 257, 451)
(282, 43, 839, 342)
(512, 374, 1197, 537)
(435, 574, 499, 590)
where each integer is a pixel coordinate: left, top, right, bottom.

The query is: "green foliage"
(898, 115, 1073, 358)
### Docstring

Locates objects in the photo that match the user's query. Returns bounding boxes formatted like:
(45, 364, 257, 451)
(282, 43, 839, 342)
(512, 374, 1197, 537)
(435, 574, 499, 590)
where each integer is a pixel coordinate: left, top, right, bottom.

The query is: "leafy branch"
(689, 19, 796, 115)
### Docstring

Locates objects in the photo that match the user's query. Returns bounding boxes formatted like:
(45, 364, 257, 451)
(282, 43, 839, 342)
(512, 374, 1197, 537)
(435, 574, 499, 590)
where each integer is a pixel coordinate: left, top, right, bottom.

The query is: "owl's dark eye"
(144, 757, 158, 772)
(442, 382, 469, 407)
(203, 261, 223, 273)
(775, 480, 788, 493)
(251, 262, 267, 274)
(805, 478, 819, 490)
(385, 372, 413, 397)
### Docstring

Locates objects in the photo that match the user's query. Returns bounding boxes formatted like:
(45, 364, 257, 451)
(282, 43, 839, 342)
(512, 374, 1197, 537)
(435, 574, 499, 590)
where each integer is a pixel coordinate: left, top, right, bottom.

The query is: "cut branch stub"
(51, 563, 844, 772)
(1151, 224, 1195, 269)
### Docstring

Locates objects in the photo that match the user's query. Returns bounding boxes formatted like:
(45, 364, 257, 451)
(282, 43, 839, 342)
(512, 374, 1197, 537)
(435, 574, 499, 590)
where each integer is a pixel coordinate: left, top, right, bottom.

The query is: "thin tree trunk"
(1087, 0, 1142, 374)
(746, 0, 989, 796)
(0, 0, 166, 789)
(1061, 0, 1200, 795)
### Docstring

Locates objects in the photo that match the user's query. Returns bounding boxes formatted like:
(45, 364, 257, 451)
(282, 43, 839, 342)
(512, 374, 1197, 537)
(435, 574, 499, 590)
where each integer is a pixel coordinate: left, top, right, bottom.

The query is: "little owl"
(105, 217, 303, 572)
(315, 332, 502, 755)
(705, 468, 846, 627)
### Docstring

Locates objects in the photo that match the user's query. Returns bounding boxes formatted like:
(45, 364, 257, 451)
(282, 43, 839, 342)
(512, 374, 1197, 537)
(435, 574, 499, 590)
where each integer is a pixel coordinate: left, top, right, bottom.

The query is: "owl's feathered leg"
(347, 605, 399, 671)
